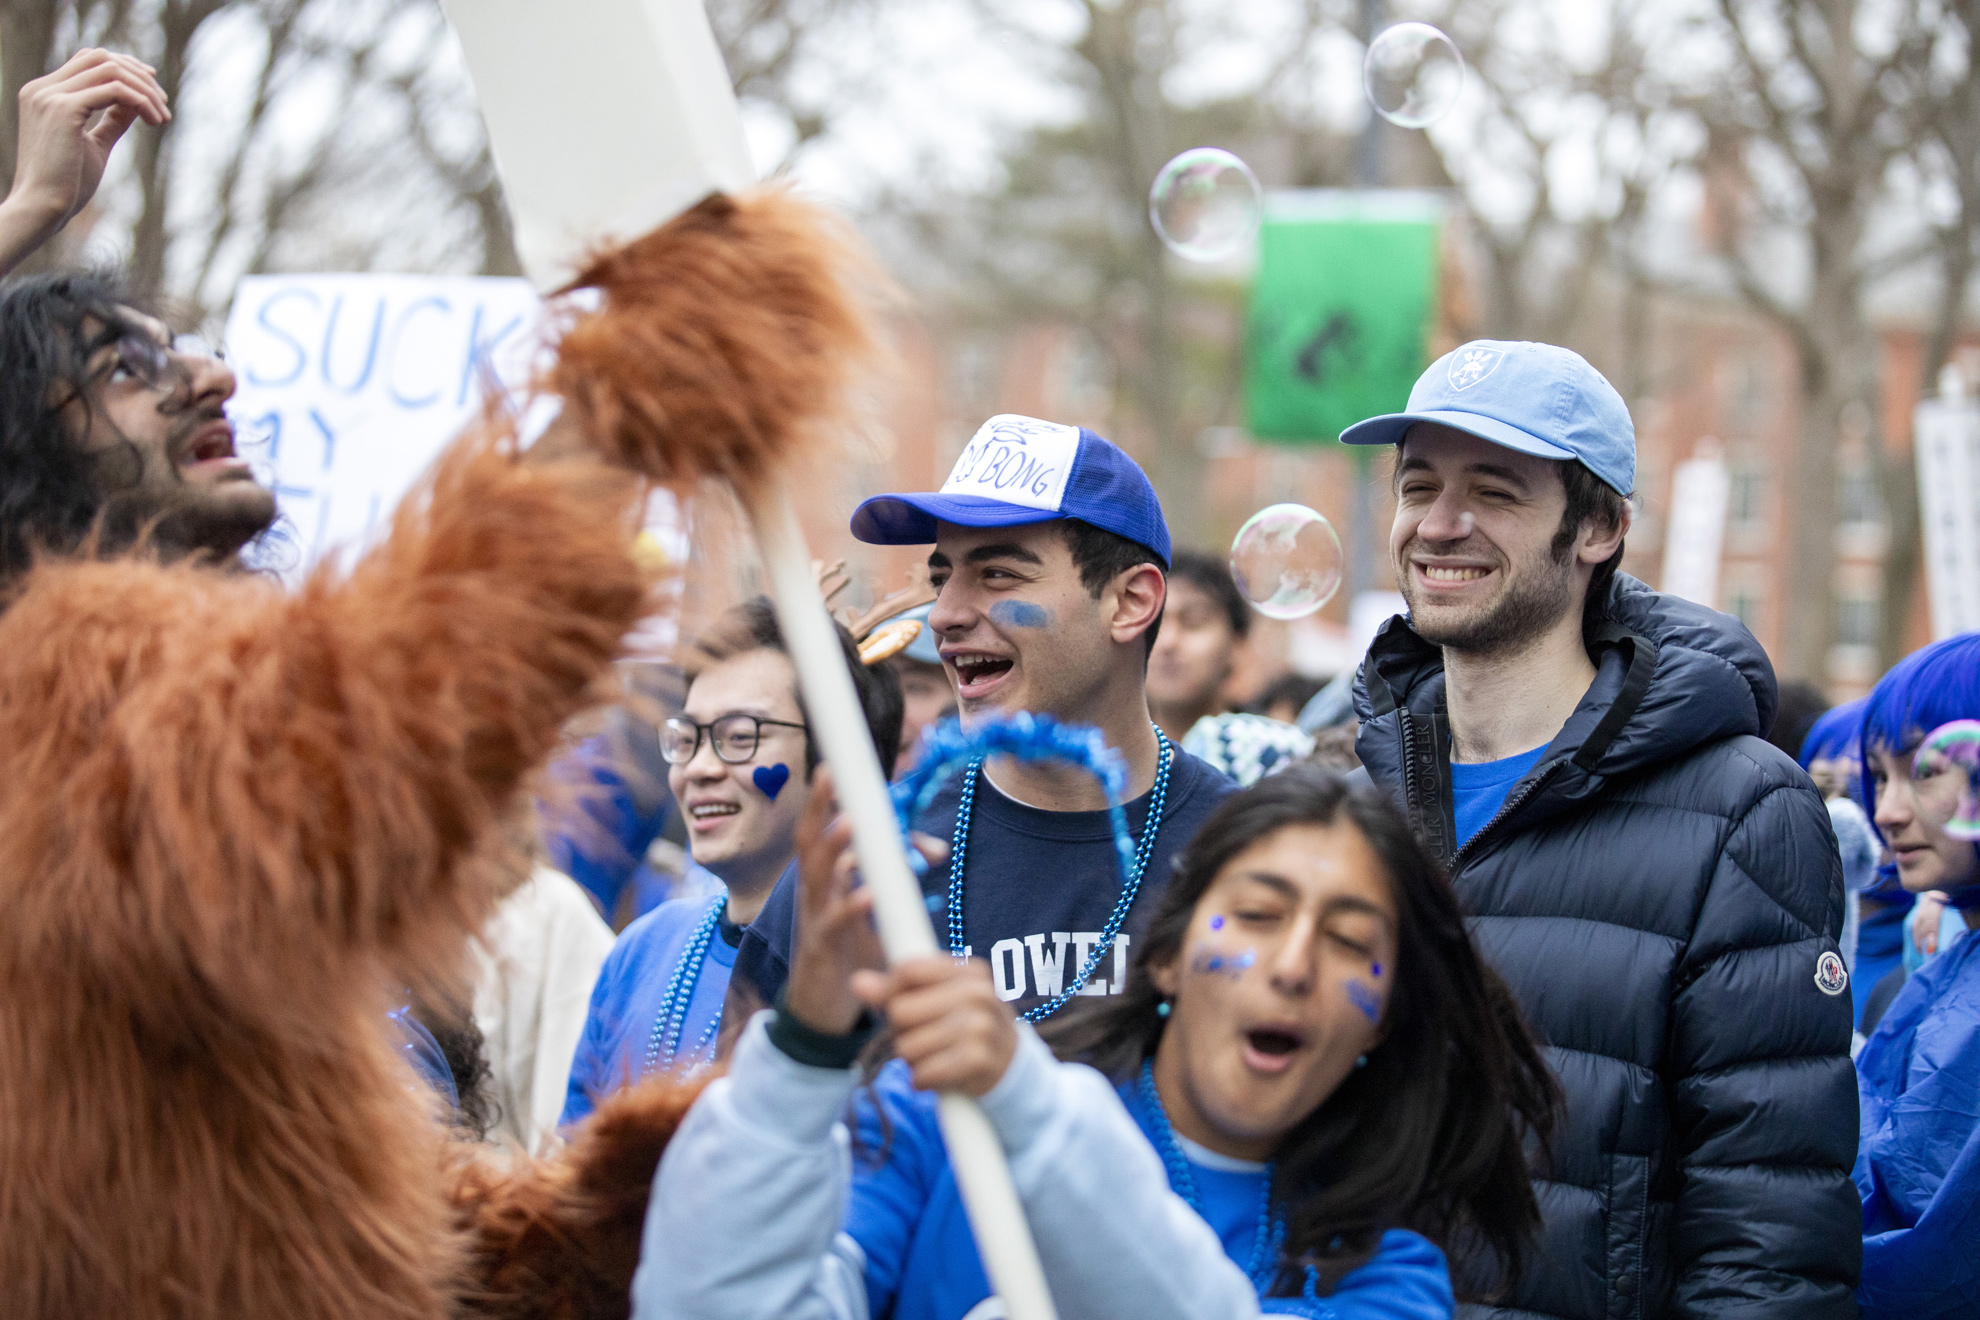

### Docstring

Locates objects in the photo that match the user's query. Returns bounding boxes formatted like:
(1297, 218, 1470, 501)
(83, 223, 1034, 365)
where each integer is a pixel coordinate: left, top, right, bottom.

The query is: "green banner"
(1244, 193, 1442, 445)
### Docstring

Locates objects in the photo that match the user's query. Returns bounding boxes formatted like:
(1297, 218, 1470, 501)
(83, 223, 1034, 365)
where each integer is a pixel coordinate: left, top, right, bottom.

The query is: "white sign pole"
(1660, 442, 1731, 609)
(1914, 369, 1980, 641)
(438, 5, 1060, 1315)
(749, 489, 1060, 1320)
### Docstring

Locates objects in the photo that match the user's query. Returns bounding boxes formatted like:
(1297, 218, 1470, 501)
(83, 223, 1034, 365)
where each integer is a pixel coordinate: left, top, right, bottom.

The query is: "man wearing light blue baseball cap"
(731, 415, 1235, 1021)
(1344, 342, 1859, 1318)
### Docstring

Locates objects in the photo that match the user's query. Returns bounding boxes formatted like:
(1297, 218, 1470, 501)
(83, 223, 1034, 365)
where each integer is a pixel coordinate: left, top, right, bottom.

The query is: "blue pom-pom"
(891, 713, 1132, 848)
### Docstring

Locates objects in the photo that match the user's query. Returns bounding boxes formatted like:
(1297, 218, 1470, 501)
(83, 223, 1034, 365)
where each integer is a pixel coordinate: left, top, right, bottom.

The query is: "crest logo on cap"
(1448, 345, 1505, 391)
(1814, 951, 1848, 997)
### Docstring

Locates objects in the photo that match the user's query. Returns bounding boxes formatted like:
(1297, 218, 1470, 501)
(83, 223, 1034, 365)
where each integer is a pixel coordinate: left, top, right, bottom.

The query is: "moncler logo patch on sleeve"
(1814, 950, 1849, 996)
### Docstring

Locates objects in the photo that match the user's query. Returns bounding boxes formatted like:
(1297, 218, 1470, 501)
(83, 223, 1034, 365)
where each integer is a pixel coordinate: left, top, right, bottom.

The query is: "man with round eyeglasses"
(560, 597, 901, 1122)
(659, 710, 811, 772)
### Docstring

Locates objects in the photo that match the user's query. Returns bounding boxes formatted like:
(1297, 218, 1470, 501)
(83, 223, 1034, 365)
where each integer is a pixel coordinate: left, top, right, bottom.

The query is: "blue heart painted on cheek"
(752, 763, 791, 801)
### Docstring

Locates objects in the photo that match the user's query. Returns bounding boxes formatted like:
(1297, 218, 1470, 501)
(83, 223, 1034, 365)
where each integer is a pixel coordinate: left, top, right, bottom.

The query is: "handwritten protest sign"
(223, 272, 685, 649)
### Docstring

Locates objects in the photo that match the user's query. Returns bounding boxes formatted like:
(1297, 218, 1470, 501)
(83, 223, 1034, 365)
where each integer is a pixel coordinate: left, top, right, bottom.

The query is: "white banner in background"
(1660, 447, 1731, 610)
(1914, 396, 1980, 641)
(223, 273, 686, 650)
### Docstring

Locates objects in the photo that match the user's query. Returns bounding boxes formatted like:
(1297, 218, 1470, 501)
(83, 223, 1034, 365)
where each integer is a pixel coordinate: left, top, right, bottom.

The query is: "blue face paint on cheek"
(1208, 915, 1225, 930)
(988, 600, 1051, 629)
(1187, 942, 1256, 978)
(1345, 979, 1382, 1023)
(751, 764, 791, 800)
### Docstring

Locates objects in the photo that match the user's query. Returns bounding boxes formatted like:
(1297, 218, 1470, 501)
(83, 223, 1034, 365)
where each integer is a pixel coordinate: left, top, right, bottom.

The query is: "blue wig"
(1857, 632, 1980, 826)
(1799, 697, 1866, 769)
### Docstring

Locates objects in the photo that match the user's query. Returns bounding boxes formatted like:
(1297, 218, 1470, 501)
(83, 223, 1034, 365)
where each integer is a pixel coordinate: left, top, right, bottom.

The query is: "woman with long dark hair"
(635, 764, 1558, 1318)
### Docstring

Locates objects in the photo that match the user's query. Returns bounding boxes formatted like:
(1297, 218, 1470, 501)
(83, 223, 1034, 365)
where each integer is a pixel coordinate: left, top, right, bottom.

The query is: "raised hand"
(784, 768, 952, 1039)
(1, 49, 169, 272)
(853, 957, 1019, 1099)
(784, 769, 889, 1035)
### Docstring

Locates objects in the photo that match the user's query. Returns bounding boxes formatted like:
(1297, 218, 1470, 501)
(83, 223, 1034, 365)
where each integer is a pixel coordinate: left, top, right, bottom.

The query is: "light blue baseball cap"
(1340, 340, 1635, 496)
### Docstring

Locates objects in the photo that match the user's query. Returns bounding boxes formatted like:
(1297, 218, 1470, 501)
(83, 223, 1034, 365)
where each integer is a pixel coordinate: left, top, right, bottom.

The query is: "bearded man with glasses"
(560, 596, 901, 1122)
(0, 274, 273, 582)
(0, 44, 264, 580)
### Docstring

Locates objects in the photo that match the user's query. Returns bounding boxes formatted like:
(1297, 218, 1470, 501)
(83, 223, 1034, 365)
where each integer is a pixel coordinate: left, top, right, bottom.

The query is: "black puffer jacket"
(1354, 575, 1859, 1320)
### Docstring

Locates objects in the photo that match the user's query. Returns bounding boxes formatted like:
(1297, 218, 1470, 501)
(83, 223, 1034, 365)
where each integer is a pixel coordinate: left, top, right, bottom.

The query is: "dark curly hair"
(1042, 765, 1559, 1301)
(0, 270, 279, 583)
(1060, 519, 1165, 655)
(410, 991, 499, 1141)
(0, 270, 148, 579)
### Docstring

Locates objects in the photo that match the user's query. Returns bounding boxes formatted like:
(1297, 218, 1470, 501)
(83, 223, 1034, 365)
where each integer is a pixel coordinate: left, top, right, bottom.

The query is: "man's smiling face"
(925, 520, 1123, 724)
(1390, 424, 1602, 657)
(666, 647, 813, 881)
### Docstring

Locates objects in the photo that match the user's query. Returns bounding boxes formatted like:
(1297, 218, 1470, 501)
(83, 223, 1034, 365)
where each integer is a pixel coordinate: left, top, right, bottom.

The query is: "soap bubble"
(1229, 504, 1344, 621)
(1913, 720, 1980, 841)
(1363, 22, 1465, 129)
(1148, 148, 1263, 261)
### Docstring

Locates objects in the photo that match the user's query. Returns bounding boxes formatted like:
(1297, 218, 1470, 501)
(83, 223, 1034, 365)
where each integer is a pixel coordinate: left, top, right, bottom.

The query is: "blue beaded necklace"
(642, 895, 726, 1075)
(1133, 1059, 1284, 1293)
(945, 726, 1173, 1022)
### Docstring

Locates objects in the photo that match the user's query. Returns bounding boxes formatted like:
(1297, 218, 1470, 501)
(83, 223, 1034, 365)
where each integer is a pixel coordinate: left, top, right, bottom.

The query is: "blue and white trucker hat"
(1340, 340, 1635, 496)
(852, 414, 1172, 568)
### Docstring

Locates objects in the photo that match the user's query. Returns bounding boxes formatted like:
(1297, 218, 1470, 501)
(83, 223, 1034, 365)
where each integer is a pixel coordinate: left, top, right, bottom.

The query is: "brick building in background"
(1632, 313, 1975, 698)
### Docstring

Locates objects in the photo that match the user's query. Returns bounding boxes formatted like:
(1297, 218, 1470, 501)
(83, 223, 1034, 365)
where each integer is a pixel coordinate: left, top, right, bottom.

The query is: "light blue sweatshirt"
(633, 1014, 1453, 1320)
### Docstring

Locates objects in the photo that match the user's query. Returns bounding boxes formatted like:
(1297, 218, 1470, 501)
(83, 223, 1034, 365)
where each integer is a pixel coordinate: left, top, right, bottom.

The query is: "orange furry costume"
(0, 190, 872, 1320)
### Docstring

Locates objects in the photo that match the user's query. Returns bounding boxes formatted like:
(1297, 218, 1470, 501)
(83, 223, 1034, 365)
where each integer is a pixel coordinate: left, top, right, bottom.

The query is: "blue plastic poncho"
(1854, 918, 1980, 1317)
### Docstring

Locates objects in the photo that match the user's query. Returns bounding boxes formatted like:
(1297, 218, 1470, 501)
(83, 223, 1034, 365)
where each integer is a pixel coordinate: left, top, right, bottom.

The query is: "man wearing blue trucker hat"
(730, 415, 1235, 1020)
(1344, 341, 1858, 1318)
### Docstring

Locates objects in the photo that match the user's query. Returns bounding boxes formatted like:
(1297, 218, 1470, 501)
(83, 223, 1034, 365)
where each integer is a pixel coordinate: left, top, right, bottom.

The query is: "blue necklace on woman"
(945, 725, 1174, 1022)
(642, 895, 726, 1074)
(1133, 1059, 1285, 1293)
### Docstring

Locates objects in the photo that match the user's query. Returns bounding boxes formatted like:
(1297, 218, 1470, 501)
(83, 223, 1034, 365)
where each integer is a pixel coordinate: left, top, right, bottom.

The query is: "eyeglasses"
(106, 331, 224, 391)
(661, 714, 809, 765)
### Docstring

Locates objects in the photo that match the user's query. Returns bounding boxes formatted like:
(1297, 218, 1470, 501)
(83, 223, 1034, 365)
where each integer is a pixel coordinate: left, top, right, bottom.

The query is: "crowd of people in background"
(3, 45, 1978, 1320)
